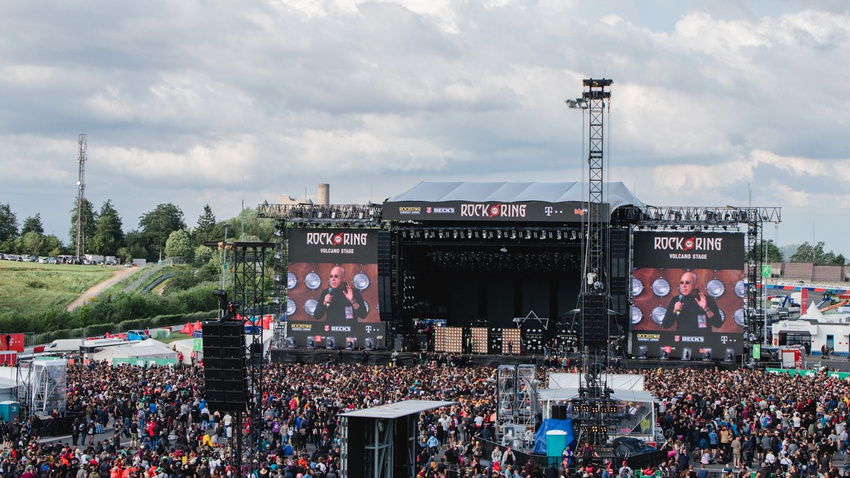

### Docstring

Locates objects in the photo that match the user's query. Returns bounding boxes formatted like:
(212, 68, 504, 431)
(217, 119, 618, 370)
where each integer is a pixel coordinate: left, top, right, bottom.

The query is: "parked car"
(127, 330, 149, 341)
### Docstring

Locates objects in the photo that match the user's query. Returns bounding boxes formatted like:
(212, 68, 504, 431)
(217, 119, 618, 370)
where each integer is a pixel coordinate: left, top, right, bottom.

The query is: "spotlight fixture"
(631, 307, 643, 324)
(651, 278, 671, 297)
(352, 272, 370, 290)
(304, 272, 322, 290)
(650, 306, 666, 325)
(632, 278, 644, 297)
(734, 280, 746, 298)
(285, 299, 297, 316)
(287, 272, 298, 290)
(733, 308, 745, 327)
(304, 299, 318, 316)
(706, 278, 725, 298)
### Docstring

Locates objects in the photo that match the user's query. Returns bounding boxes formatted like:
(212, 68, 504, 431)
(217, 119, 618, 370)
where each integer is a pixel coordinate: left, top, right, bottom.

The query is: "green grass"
(0, 261, 115, 315)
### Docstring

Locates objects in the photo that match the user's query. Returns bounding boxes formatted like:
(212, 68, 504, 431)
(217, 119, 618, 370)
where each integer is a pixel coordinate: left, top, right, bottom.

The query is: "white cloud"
(2, 0, 850, 252)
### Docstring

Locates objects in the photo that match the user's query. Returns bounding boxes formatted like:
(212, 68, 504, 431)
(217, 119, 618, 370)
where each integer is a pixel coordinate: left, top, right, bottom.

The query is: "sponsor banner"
(381, 201, 609, 223)
(631, 231, 745, 358)
(284, 321, 386, 348)
(0, 333, 24, 352)
(286, 228, 384, 347)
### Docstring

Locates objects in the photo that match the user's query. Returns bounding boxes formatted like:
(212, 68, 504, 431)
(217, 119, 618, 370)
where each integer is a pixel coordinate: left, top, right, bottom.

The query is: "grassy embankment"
(0, 260, 114, 318)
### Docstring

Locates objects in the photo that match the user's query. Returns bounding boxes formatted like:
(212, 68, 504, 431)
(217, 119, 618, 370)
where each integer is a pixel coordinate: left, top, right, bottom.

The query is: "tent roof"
(385, 181, 643, 210)
(339, 400, 457, 419)
(95, 340, 178, 359)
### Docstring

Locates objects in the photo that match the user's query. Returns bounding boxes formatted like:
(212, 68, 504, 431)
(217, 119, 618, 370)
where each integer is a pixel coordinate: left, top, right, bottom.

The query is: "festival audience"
(0, 358, 847, 477)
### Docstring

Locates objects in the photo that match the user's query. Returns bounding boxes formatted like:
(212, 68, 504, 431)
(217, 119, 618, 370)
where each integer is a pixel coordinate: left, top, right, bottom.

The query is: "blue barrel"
(546, 429, 568, 465)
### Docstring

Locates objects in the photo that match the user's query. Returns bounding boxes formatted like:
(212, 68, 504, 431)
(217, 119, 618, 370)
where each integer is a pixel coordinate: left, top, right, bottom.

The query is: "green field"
(0, 261, 115, 315)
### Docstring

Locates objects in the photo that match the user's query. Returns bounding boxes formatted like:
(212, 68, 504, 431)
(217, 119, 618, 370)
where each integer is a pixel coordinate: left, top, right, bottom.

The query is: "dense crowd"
(0, 356, 848, 478)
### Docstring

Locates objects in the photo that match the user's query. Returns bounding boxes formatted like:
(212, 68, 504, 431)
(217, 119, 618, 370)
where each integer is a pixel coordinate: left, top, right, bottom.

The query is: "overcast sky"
(2, 0, 848, 254)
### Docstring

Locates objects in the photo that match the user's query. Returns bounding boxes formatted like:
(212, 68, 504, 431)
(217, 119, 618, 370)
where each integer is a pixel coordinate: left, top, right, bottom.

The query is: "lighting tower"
(567, 78, 615, 448)
(75, 134, 87, 259)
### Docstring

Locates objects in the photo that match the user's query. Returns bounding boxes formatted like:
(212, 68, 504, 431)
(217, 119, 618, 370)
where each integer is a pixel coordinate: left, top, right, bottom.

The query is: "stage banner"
(382, 200, 609, 223)
(285, 229, 384, 349)
(631, 231, 745, 359)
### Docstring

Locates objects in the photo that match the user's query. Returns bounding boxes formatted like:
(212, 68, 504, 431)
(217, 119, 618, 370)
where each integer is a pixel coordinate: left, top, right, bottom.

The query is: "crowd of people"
(0, 355, 847, 477)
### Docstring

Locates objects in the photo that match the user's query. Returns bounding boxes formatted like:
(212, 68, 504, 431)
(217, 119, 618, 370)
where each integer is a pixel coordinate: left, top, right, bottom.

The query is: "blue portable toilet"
(0, 401, 19, 422)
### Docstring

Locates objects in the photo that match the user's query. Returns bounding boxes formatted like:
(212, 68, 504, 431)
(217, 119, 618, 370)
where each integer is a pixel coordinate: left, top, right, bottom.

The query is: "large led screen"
(631, 231, 745, 359)
(285, 229, 384, 349)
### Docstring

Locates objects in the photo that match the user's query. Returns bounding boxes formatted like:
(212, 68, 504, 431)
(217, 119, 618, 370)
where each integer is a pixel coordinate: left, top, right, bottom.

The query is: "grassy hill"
(0, 260, 115, 316)
(0, 259, 222, 340)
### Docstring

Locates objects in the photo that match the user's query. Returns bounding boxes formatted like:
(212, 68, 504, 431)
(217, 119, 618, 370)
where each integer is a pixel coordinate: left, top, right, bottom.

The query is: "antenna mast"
(75, 134, 87, 259)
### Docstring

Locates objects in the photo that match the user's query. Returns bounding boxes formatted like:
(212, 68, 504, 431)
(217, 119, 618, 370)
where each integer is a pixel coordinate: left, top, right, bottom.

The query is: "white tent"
(90, 339, 178, 362)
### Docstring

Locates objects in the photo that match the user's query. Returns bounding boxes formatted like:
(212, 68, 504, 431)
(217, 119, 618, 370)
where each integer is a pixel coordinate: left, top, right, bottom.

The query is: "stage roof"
(382, 181, 643, 223)
(386, 182, 642, 207)
(339, 400, 457, 419)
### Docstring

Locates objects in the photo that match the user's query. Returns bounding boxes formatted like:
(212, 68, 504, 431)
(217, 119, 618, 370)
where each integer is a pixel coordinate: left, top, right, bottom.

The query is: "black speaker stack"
(202, 321, 248, 412)
(580, 292, 609, 347)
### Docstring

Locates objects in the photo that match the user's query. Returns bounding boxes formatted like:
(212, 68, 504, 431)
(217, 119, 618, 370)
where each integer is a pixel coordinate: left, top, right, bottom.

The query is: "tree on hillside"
(21, 213, 44, 236)
(165, 229, 193, 260)
(119, 230, 148, 262)
(789, 241, 846, 265)
(194, 204, 216, 245)
(90, 200, 124, 256)
(756, 240, 784, 263)
(69, 199, 97, 254)
(0, 203, 19, 246)
(139, 203, 186, 260)
(194, 244, 214, 263)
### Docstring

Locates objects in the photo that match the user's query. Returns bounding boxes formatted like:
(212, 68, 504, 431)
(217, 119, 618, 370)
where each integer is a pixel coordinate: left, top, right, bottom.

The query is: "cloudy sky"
(2, 0, 848, 254)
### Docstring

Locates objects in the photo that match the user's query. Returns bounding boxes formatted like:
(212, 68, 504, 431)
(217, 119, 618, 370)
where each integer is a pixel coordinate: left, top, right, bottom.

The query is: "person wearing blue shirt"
(427, 433, 440, 456)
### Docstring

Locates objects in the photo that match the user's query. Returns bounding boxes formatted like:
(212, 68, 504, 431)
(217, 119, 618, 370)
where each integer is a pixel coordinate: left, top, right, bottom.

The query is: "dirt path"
(66, 266, 145, 312)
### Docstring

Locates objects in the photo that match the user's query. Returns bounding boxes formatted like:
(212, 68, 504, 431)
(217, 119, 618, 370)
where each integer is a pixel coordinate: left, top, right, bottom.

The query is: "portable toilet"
(546, 429, 568, 466)
(0, 401, 19, 422)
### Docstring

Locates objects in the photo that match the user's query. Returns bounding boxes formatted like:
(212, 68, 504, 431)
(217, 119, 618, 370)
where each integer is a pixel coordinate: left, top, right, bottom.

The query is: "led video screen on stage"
(285, 229, 384, 349)
(631, 231, 745, 359)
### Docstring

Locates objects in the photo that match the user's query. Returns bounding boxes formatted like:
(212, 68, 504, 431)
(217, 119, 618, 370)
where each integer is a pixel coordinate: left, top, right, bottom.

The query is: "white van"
(44, 339, 84, 354)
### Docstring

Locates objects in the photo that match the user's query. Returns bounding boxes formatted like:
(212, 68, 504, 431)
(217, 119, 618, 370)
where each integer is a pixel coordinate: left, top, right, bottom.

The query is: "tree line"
(754, 239, 845, 265)
(0, 200, 276, 262)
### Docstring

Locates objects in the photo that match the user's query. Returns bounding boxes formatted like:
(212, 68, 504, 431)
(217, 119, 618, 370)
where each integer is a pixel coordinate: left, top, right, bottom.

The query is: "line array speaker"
(202, 321, 247, 412)
(580, 292, 609, 347)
